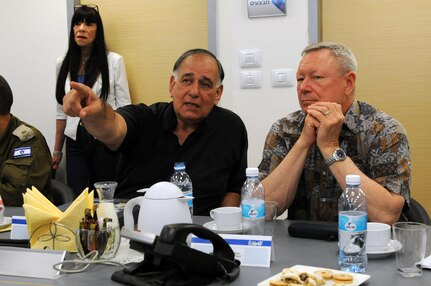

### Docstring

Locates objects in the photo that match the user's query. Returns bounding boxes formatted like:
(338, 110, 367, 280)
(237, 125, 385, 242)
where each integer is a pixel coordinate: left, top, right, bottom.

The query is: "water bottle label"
(242, 201, 265, 219)
(185, 193, 193, 207)
(339, 213, 367, 231)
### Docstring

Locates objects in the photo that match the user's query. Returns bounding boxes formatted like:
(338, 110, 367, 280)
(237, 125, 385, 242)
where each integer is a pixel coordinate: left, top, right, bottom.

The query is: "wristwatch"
(324, 148, 346, 166)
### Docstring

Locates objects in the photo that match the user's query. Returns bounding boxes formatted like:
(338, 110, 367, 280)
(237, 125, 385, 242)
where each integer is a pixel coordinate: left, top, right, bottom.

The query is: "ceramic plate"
(257, 265, 370, 286)
(0, 217, 12, 229)
(203, 220, 245, 234)
(367, 239, 402, 259)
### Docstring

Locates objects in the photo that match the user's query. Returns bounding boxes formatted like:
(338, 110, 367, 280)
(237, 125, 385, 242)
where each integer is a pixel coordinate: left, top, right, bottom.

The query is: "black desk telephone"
(113, 223, 240, 285)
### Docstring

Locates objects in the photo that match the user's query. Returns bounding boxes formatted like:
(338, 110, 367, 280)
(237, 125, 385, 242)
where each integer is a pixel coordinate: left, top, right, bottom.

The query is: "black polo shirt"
(115, 102, 248, 215)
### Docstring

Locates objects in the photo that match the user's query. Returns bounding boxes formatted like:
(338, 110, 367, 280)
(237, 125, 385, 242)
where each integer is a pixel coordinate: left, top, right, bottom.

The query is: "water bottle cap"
(346, 174, 360, 185)
(246, 167, 259, 177)
(174, 162, 186, 171)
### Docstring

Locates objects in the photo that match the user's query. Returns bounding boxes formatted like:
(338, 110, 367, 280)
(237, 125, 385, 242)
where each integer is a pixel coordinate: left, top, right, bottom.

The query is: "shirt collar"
(162, 102, 210, 134)
(162, 102, 177, 131)
(0, 115, 17, 154)
(344, 99, 361, 134)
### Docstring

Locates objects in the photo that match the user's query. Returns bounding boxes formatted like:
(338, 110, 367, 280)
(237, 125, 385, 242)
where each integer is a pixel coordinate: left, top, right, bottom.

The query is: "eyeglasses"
(74, 4, 99, 12)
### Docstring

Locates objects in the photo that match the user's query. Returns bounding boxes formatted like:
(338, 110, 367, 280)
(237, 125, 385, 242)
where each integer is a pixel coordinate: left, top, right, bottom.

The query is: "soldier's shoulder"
(12, 124, 36, 142)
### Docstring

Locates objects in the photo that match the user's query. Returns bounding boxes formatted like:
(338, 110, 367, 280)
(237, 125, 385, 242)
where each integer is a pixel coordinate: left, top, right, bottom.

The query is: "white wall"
(0, 0, 71, 156)
(0, 0, 310, 176)
(216, 0, 309, 167)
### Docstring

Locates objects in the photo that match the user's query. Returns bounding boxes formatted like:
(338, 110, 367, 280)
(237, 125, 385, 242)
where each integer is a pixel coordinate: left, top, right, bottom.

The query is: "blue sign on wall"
(247, 0, 286, 18)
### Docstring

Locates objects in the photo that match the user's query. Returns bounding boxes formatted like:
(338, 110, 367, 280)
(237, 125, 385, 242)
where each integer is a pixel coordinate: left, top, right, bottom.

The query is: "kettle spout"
(177, 196, 194, 201)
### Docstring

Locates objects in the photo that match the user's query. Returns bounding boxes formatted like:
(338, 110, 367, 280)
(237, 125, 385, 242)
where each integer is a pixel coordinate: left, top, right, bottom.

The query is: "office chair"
(402, 198, 431, 225)
(50, 179, 76, 206)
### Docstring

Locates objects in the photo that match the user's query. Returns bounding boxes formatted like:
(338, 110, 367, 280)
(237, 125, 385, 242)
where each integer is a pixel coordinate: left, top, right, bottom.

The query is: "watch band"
(324, 148, 346, 166)
(324, 156, 337, 166)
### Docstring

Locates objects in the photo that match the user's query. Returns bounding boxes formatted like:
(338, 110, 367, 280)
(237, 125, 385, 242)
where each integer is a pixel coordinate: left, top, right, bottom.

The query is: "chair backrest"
(402, 198, 431, 225)
(50, 179, 76, 206)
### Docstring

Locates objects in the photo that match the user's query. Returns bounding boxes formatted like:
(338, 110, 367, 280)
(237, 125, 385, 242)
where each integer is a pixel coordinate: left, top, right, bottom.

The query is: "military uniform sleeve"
(0, 129, 52, 206)
(0, 156, 33, 206)
(26, 134, 53, 201)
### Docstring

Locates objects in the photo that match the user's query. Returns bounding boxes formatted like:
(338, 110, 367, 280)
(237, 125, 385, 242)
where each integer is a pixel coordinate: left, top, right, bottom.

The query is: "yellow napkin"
(0, 225, 11, 233)
(22, 186, 94, 252)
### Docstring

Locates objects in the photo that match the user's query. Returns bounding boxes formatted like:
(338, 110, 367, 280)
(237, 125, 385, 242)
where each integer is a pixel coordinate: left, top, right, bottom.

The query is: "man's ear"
(344, 71, 356, 95)
(214, 84, 223, 104)
(169, 75, 176, 98)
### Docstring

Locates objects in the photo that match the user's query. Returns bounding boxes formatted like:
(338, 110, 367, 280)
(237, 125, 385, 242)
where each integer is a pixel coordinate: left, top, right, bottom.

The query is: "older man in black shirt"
(62, 49, 248, 215)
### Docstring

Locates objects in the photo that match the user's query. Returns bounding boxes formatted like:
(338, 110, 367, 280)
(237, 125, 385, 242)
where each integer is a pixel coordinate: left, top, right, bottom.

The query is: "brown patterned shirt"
(259, 100, 411, 221)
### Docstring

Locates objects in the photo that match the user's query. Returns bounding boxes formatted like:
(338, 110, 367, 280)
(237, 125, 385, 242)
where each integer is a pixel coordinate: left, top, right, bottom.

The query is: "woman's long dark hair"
(55, 5, 109, 104)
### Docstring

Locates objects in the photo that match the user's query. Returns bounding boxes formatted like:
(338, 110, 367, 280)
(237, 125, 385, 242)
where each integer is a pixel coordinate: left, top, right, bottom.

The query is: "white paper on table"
(422, 255, 431, 269)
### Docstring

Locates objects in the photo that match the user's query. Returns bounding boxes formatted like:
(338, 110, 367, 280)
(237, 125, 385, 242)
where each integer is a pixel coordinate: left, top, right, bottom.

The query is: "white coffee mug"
(367, 222, 391, 251)
(210, 207, 242, 229)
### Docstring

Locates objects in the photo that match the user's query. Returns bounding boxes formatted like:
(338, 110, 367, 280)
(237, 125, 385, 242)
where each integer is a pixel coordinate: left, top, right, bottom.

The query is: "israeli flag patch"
(13, 147, 32, 158)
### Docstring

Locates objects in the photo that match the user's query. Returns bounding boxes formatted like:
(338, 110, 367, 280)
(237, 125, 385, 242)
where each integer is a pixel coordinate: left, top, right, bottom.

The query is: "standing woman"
(53, 5, 131, 196)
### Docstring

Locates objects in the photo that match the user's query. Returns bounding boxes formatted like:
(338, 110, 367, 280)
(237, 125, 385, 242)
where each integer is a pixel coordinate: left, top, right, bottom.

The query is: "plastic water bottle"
(170, 162, 193, 216)
(241, 167, 265, 235)
(338, 174, 368, 273)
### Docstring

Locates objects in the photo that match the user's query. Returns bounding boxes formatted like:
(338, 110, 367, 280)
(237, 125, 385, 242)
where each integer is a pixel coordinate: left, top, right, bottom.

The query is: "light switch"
(240, 71, 262, 89)
(239, 49, 262, 68)
(271, 69, 295, 87)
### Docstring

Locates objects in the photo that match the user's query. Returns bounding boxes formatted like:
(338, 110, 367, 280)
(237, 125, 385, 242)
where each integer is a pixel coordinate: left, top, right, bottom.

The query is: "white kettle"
(123, 182, 192, 235)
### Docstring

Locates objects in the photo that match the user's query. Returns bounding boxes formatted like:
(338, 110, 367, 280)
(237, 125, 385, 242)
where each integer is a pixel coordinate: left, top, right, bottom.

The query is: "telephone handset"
(120, 223, 240, 281)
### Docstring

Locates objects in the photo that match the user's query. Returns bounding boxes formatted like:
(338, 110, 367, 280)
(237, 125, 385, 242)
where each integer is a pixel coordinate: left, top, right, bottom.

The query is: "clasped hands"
(301, 102, 344, 152)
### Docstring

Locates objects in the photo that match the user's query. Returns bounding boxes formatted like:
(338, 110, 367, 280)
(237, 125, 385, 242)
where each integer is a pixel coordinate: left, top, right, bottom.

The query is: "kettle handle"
(123, 197, 144, 231)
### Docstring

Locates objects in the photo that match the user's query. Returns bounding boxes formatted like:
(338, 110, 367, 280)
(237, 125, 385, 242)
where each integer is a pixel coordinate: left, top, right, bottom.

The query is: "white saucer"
(203, 221, 245, 234)
(0, 217, 12, 229)
(367, 239, 402, 259)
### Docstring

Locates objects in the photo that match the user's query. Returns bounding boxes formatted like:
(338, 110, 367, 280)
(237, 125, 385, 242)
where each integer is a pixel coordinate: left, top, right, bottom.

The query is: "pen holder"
(76, 228, 118, 259)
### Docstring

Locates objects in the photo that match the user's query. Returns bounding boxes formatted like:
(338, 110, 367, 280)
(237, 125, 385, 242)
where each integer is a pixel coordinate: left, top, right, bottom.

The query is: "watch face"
(335, 149, 346, 160)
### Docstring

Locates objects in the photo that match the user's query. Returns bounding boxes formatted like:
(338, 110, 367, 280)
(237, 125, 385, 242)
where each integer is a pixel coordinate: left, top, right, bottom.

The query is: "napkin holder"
(113, 223, 240, 285)
(23, 187, 93, 252)
(29, 222, 76, 251)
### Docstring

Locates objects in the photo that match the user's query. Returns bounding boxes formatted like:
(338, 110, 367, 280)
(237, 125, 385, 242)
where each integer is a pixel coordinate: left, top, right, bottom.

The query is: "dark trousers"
(66, 124, 118, 196)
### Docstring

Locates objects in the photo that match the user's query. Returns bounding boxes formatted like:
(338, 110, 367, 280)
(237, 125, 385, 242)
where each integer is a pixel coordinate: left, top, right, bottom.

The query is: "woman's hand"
(52, 151, 63, 171)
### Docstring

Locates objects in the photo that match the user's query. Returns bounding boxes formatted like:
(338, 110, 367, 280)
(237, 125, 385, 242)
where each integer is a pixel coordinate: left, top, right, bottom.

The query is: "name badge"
(13, 147, 32, 158)
(191, 234, 273, 267)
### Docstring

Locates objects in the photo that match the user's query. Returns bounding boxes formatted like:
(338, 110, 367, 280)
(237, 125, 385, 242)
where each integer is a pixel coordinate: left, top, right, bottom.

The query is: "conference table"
(0, 207, 430, 285)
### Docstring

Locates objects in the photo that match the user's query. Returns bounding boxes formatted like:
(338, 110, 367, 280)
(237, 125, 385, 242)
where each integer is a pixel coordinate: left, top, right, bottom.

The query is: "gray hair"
(302, 42, 358, 74)
(172, 48, 224, 88)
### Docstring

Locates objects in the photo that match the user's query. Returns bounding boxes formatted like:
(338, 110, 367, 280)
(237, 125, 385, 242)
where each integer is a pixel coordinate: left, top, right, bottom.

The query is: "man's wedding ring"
(323, 110, 330, 116)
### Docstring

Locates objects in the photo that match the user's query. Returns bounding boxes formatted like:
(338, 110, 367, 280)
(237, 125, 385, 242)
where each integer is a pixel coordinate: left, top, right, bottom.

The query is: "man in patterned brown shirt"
(259, 42, 410, 224)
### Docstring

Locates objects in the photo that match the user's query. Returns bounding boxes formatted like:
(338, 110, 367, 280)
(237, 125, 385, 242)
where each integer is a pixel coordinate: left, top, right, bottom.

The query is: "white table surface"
(1, 208, 430, 285)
